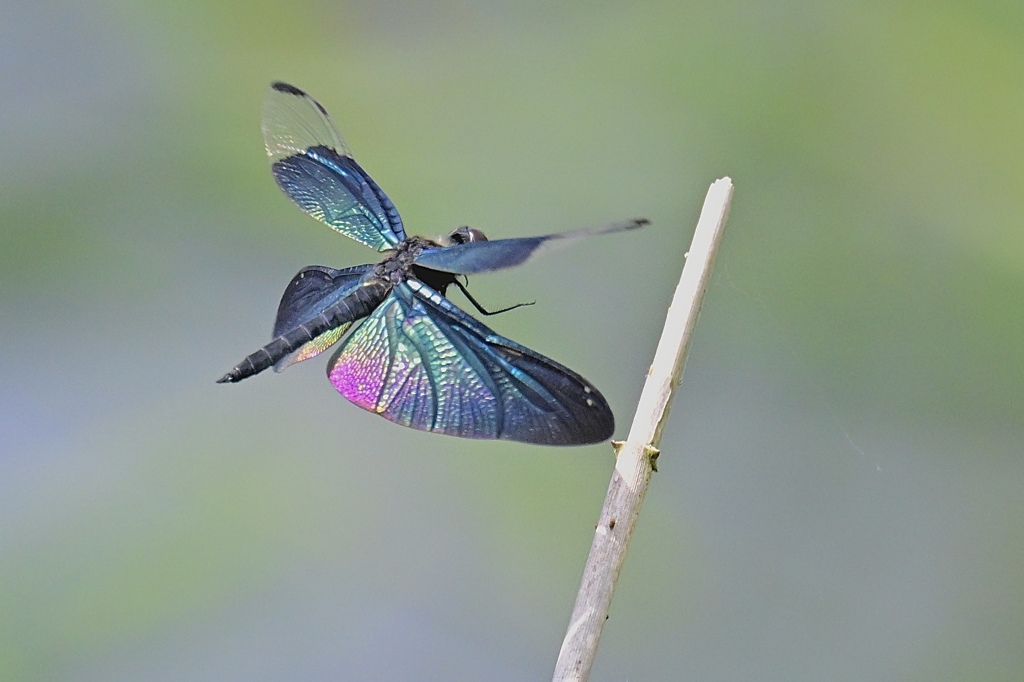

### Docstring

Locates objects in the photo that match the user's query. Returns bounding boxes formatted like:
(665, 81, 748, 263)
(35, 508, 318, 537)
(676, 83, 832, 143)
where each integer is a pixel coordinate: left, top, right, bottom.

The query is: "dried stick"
(552, 177, 734, 681)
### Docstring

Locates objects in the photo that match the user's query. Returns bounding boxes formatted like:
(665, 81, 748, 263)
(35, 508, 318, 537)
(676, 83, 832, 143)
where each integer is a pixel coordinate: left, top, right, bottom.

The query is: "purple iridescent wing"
(327, 280, 613, 445)
(263, 82, 405, 251)
(412, 219, 647, 274)
(271, 263, 375, 371)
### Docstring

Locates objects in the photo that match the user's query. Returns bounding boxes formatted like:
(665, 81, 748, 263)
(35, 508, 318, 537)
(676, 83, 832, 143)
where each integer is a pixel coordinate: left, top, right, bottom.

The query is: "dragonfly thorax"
(374, 236, 459, 295)
(374, 237, 433, 283)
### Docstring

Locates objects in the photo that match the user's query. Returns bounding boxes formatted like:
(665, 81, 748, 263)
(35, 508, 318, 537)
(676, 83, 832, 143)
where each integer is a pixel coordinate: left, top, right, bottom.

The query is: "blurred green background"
(2, 1, 1022, 680)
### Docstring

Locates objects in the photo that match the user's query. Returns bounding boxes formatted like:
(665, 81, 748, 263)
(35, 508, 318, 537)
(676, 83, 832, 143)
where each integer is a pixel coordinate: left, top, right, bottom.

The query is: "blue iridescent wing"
(412, 219, 647, 274)
(327, 280, 613, 445)
(271, 263, 375, 371)
(263, 82, 405, 251)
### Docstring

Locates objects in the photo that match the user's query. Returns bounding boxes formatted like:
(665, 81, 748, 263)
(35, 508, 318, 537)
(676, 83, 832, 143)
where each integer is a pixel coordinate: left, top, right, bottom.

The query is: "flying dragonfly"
(218, 81, 648, 445)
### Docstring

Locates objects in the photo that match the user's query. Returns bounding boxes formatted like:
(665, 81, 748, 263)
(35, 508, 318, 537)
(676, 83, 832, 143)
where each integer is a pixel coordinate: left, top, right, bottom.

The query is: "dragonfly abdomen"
(218, 279, 390, 383)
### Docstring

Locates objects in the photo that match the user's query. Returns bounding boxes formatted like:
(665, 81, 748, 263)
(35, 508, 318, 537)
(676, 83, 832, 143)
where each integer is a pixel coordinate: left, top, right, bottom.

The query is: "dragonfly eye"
(448, 226, 489, 244)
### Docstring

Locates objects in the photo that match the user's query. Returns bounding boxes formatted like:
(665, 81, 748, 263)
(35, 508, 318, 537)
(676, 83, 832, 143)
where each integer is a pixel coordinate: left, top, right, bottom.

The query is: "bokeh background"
(2, 1, 1022, 680)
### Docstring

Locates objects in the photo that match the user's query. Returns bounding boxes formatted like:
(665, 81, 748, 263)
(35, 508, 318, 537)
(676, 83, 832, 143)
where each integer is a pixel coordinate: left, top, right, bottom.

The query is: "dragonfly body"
(219, 236, 447, 383)
(219, 82, 647, 445)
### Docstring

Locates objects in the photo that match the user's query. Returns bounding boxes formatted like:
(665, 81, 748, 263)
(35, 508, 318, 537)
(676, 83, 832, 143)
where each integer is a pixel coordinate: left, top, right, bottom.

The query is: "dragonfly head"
(447, 226, 489, 245)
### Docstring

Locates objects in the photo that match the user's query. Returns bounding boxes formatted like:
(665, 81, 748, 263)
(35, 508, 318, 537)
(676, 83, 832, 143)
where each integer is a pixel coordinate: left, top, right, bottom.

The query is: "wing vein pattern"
(328, 280, 613, 445)
(263, 82, 405, 251)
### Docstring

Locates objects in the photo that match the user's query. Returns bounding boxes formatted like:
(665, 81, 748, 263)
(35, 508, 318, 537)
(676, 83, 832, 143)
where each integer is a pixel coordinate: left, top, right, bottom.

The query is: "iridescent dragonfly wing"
(327, 280, 613, 445)
(413, 219, 647, 274)
(263, 82, 405, 251)
(271, 263, 375, 371)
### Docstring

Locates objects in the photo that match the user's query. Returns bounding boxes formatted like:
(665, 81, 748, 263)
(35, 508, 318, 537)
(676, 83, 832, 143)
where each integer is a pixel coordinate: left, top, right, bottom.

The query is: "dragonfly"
(218, 81, 648, 445)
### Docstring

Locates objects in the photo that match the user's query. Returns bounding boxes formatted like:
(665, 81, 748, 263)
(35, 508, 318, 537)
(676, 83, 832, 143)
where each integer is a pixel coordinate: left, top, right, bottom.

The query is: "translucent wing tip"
(270, 81, 305, 96)
(571, 217, 650, 237)
(263, 81, 347, 161)
(609, 218, 649, 233)
(573, 217, 649, 238)
(269, 81, 332, 117)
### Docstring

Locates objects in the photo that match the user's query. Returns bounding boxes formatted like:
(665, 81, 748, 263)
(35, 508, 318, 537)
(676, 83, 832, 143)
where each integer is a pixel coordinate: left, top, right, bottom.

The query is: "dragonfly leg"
(452, 278, 534, 316)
